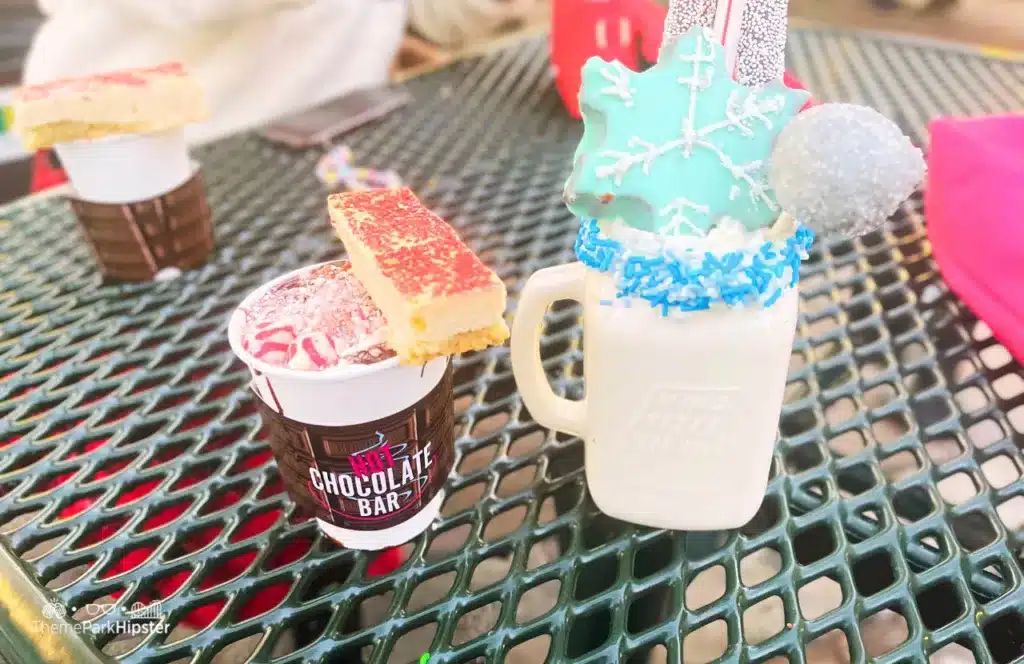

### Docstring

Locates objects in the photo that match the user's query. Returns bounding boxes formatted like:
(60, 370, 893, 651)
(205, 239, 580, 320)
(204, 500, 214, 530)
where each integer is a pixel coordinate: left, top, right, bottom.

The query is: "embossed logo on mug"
(629, 386, 741, 449)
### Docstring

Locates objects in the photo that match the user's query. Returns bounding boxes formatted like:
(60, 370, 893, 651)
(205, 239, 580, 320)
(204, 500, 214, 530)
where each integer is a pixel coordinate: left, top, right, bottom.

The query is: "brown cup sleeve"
(256, 362, 456, 532)
(67, 169, 214, 282)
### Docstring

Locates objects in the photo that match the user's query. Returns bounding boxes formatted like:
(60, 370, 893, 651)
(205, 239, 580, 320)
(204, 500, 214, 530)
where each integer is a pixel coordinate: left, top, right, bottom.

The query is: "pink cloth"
(926, 114, 1024, 362)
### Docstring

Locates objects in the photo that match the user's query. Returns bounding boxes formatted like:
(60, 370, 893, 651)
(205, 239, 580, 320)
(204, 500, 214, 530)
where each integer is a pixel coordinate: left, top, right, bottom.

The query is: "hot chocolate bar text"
(309, 443, 434, 518)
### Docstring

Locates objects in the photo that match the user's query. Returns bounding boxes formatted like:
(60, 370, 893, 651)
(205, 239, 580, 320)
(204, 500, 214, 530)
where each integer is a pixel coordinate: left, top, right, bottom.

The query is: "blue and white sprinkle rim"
(574, 218, 815, 314)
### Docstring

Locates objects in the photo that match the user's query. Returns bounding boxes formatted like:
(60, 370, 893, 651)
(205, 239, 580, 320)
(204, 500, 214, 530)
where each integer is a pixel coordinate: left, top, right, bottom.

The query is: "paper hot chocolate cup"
(54, 128, 192, 204)
(228, 263, 456, 550)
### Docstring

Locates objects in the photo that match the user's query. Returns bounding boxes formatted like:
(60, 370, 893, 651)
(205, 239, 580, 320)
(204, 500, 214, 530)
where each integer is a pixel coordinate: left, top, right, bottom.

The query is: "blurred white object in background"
(408, 0, 544, 47)
(23, 0, 408, 145)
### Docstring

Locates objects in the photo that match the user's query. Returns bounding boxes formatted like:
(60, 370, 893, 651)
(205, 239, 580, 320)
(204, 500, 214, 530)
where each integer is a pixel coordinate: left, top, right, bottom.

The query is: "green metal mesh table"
(1, 26, 1023, 664)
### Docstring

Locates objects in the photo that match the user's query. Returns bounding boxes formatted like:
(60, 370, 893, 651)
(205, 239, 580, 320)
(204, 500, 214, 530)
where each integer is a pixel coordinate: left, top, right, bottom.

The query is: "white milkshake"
(510, 24, 815, 532)
(510, 5, 923, 533)
(511, 216, 809, 530)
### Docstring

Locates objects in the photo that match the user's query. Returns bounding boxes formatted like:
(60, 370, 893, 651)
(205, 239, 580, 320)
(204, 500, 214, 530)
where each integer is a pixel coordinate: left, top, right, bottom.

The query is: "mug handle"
(510, 262, 588, 439)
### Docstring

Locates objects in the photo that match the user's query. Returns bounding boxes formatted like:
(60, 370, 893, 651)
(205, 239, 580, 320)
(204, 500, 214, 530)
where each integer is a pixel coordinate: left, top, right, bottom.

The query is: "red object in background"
(552, 0, 666, 119)
(552, 0, 817, 118)
(927, 114, 1024, 365)
(30, 150, 68, 193)
(367, 545, 404, 576)
(783, 71, 819, 111)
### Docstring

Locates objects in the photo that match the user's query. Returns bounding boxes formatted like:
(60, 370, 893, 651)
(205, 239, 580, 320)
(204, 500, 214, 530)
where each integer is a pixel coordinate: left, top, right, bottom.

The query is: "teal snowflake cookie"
(564, 26, 809, 237)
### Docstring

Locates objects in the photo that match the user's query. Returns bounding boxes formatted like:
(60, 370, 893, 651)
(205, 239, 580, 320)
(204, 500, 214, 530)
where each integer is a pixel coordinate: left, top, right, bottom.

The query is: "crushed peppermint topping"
(240, 262, 395, 371)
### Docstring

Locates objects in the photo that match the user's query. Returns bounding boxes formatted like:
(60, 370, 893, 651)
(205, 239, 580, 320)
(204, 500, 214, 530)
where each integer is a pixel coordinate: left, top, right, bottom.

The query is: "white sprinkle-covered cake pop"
(769, 103, 926, 239)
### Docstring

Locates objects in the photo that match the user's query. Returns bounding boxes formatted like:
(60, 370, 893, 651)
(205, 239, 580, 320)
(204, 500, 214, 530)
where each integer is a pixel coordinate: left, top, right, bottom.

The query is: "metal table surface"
(0, 26, 1022, 664)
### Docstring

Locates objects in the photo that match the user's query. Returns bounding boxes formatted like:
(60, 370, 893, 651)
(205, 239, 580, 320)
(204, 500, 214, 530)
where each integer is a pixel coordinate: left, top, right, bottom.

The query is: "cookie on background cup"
(12, 63, 215, 281)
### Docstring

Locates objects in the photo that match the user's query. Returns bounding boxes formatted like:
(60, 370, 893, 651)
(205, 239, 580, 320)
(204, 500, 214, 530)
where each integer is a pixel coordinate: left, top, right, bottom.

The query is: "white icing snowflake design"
(565, 26, 808, 236)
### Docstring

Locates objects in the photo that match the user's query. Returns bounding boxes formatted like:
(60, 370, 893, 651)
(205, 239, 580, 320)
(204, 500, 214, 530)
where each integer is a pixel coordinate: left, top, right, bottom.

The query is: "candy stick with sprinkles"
(660, 0, 790, 88)
(733, 0, 790, 88)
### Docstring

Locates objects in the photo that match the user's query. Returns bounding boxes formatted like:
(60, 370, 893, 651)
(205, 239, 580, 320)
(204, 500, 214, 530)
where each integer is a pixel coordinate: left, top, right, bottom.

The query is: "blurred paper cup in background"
(11, 62, 214, 281)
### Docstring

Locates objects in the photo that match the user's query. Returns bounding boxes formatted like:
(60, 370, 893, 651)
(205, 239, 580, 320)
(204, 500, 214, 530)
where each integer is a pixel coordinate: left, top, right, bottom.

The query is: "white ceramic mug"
(510, 262, 799, 530)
